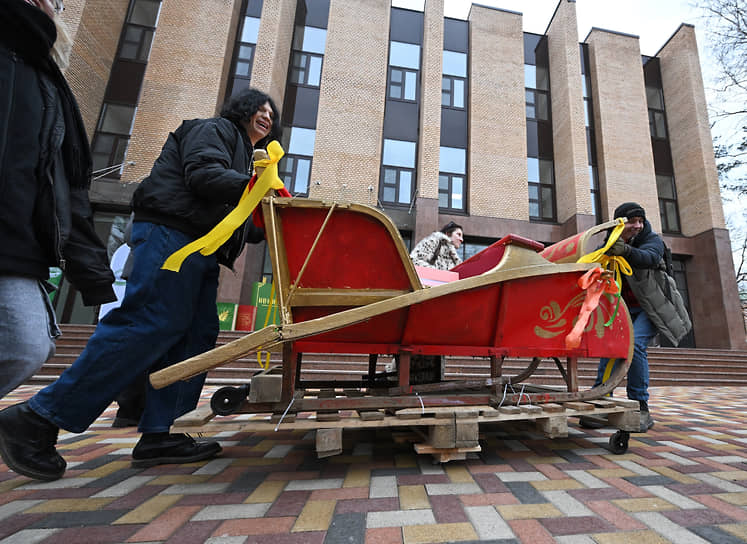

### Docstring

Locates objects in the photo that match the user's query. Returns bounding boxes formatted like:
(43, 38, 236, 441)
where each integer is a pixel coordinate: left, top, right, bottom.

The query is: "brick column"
(63, 0, 130, 137)
(657, 24, 725, 235)
(125, 0, 239, 184)
(311, 0, 390, 205)
(546, 0, 592, 223)
(251, 0, 296, 108)
(468, 6, 527, 219)
(586, 29, 660, 230)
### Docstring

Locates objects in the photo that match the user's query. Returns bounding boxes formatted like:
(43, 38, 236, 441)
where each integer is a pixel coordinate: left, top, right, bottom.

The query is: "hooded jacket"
(620, 219, 692, 345)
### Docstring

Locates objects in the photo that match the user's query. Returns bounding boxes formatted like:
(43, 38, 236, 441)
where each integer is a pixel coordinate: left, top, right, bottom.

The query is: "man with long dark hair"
(0, 87, 282, 481)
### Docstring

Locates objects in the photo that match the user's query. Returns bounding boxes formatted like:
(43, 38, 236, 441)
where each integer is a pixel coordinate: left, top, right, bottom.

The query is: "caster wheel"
(609, 430, 630, 454)
(210, 384, 250, 415)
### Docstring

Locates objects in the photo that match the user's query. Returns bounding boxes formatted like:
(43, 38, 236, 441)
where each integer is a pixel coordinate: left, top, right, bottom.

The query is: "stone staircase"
(32, 325, 747, 388)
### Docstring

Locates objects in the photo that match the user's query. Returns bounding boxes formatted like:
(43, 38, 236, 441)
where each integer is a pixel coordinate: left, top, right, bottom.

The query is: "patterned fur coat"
(410, 231, 462, 271)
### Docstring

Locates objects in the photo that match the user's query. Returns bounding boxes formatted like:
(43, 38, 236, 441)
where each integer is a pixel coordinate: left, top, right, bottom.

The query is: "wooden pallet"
(172, 397, 640, 462)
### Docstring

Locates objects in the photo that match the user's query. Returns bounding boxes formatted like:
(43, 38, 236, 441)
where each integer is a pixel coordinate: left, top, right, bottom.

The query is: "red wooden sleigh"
(150, 198, 633, 416)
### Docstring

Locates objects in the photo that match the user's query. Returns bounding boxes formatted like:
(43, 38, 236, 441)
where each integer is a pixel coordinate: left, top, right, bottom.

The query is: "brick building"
(56, 0, 744, 349)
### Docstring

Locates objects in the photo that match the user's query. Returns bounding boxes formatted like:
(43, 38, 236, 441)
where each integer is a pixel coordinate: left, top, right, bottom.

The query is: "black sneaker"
(639, 411, 655, 432)
(0, 402, 66, 481)
(131, 433, 221, 468)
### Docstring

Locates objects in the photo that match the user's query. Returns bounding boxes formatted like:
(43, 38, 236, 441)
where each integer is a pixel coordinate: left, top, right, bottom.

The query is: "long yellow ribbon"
(576, 218, 633, 326)
(162, 140, 286, 272)
(257, 280, 277, 370)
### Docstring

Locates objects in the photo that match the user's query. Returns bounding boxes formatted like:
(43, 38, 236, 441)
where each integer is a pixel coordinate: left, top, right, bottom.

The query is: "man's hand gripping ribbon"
(565, 219, 632, 349)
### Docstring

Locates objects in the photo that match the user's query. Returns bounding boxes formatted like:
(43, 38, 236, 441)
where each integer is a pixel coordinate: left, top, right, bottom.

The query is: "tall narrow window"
(644, 57, 681, 234)
(439, 18, 469, 213)
(581, 45, 601, 223)
(380, 7, 423, 207)
(525, 34, 555, 222)
(279, 0, 330, 196)
(226, 0, 264, 99)
(91, 0, 162, 178)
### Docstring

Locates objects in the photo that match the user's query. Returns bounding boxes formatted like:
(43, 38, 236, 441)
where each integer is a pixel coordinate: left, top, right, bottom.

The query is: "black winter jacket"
(0, 42, 115, 305)
(131, 117, 264, 268)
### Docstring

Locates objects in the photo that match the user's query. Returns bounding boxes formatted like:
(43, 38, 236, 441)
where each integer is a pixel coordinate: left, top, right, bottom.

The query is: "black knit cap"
(613, 202, 646, 220)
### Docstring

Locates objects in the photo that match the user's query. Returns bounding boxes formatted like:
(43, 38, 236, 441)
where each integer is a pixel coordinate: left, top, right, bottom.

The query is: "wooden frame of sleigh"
(151, 197, 640, 456)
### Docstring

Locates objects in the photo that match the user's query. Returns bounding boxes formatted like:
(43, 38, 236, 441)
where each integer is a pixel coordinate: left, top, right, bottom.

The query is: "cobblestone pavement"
(1, 385, 746, 544)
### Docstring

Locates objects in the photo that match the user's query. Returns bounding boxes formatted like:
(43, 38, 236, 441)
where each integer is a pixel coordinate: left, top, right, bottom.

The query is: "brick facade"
(585, 29, 661, 231)
(468, 5, 527, 220)
(310, 0, 389, 205)
(546, 0, 592, 223)
(60, 0, 741, 347)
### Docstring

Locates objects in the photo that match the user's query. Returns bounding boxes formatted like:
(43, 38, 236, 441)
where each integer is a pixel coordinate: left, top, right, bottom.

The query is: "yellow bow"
(577, 218, 632, 286)
(162, 141, 286, 272)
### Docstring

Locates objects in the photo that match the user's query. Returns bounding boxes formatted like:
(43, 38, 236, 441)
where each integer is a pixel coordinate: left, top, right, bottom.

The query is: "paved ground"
(1, 385, 746, 544)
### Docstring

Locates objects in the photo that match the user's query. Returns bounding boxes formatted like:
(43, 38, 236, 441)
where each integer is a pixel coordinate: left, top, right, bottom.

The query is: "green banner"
(216, 302, 237, 331)
(251, 281, 280, 330)
(48, 267, 63, 303)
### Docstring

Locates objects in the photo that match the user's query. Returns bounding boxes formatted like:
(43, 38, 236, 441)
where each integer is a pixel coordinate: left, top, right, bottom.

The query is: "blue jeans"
(0, 277, 59, 399)
(594, 307, 657, 403)
(30, 222, 220, 433)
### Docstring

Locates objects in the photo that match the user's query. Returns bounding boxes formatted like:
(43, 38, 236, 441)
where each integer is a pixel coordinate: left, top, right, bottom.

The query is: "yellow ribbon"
(576, 218, 633, 326)
(162, 141, 286, 272)
(577, 218, 632, 287)
(257, 280, 277, 370)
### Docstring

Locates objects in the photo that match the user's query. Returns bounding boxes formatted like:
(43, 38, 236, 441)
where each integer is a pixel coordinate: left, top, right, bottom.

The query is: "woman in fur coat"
(410, 221, 464, 270)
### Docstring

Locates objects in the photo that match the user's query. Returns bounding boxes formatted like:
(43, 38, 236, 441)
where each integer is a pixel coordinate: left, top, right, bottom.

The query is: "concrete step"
(33, 325, 747, 388)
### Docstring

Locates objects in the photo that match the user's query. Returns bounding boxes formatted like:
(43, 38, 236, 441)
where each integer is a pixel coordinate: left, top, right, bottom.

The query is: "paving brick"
(634, 511, 712, 544)
(213, 515, 295, 536)
(366, 509, 436, 529)
(464, 505, 515, 540)
(507, 519, 556, 544)
(365, 527, 403, 544)
(325, 512, 366, 544)
(291, 499, 336, 532)
(401, 522, 478, 544)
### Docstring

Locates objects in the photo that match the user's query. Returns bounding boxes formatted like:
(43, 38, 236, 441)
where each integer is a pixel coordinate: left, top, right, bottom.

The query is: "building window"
(380, 138, 416, 205)
(441, 76, 464, 108)
(388, 41, 420, 102)
(389, 67, 418, 101)
(528, 157, 555, 221)
(439, 146, 466, 211)
(228, 15, 261, 97)
(91, 104, 136, 176)
(526, 89, 549, 121)
(647, 86, 668, 139)
(291, 51, 323, 87)
(589, 165, 601, 220)
(656, 174, 681, 233)
(524, 34, 553, 222)
(279, 127, 315, 195)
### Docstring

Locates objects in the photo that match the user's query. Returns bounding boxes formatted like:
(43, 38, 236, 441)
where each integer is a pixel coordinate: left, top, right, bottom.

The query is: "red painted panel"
(292, 306, 409, 344)
(401, 284, 502, 346)
(495, 273, 631, 359)
(279, 207, 413, 290)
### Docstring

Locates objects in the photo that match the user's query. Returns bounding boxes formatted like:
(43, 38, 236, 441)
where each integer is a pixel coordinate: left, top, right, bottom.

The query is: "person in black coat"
(0, 84, 281, 481)
(0, 0, 116, 400)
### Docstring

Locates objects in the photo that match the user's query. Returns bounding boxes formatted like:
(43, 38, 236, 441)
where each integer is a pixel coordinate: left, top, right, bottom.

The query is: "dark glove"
(607, 238, 629, 257)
